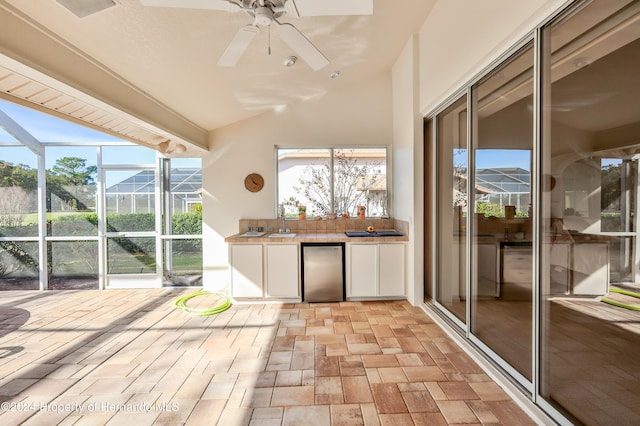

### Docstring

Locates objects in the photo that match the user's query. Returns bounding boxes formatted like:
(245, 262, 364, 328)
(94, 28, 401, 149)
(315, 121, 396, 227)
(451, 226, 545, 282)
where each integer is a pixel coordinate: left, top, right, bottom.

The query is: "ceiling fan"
(139, 0, 374, 70)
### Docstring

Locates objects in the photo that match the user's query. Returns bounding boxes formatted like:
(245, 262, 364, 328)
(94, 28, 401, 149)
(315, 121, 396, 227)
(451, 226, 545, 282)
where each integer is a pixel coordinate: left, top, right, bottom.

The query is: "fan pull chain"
(268, 24, 272, 55)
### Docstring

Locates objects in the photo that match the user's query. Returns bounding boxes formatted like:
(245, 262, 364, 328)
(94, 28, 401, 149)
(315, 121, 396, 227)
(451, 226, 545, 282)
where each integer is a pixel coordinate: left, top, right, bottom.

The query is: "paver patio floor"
(0, 289, 535, 425)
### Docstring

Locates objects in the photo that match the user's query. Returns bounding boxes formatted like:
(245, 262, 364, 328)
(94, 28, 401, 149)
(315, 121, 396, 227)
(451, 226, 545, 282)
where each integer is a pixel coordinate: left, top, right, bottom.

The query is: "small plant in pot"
(357, 205, 366, 219)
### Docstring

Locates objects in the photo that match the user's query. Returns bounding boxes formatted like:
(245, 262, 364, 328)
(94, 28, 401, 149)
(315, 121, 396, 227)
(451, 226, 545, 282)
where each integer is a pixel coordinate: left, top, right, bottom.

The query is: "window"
(277, 148, 388, 218)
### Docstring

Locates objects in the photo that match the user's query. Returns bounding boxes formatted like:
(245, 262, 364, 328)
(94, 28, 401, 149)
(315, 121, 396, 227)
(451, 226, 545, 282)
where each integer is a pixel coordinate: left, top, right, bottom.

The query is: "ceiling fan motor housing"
(253, 6, 274, 26)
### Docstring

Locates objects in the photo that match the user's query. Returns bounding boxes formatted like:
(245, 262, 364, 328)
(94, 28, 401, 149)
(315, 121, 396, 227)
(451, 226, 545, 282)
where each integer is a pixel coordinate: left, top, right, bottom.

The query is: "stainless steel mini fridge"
(302, 243, 345, 302)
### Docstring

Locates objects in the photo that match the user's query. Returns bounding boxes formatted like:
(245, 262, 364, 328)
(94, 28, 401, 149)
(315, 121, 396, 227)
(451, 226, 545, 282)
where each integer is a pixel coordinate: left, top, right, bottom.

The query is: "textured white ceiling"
(5, 0, 435, 131)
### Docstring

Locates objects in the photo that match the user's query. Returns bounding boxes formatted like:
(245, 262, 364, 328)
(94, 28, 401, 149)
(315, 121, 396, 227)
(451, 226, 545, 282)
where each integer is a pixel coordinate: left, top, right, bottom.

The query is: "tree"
(0, 160, 37, 190)
(51, 157, 97, 186)
(601, 162, 622, 211)
(292, 150, 385, 217)
(0, 186, 32, 228)
(48, 157, 97, 211)
(0, 161, 38, 229)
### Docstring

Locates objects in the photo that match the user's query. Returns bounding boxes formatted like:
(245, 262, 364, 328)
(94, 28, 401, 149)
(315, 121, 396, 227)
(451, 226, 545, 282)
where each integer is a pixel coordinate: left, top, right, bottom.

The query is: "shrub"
(172, 212, 202, 235)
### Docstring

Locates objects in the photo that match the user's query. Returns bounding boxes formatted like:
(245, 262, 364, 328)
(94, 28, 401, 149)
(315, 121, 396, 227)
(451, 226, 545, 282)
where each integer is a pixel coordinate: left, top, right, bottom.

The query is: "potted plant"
(298, 205, 306, 220)
(357, 205, 366, 219)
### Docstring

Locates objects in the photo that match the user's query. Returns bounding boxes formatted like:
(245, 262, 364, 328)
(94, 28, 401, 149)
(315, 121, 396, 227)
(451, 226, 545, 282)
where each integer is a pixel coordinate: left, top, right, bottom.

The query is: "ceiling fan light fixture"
(284, 56, 297, 67)
(254, 6, 274, 26)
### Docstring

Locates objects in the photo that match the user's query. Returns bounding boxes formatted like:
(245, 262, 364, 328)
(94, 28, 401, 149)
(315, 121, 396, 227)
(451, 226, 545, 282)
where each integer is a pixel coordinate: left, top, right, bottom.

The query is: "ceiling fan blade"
(284, 0, 373, 17)
(218, 25, 260, 67)
(56, 0, 115, 18)
(276, 22, 329, 71)
(140, 0, 241, 12)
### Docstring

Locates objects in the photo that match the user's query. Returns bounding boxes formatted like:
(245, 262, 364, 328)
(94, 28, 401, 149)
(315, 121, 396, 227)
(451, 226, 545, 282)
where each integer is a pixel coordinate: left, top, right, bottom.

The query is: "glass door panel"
(104, 168, 159, 287)
(471, 42, 534, 382)
(436, 96, 468, 324)
(540, 1, 640, 422)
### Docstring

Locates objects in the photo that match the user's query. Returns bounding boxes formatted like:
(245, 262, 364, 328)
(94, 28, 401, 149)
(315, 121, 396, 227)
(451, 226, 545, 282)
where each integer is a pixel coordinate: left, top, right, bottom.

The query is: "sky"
(0, 99, 200, 185)
(0, 99, 121, 143)
(454, 147, 531, 171)
(475, 149, 531, 170)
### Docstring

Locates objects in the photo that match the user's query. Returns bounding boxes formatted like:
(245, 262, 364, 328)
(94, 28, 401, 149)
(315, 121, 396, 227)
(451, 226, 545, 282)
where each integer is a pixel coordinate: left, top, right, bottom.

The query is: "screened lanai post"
(636, 161, 640, 283)
(162, 158, 172, 282)
(38, 153, 47, 290)
(154, 162, 162, 287)
(97, 146, 105, 290)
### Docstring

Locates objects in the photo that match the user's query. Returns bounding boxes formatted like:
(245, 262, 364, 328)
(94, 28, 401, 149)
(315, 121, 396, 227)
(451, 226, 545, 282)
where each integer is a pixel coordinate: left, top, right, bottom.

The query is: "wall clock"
(244, 173, 264, 192)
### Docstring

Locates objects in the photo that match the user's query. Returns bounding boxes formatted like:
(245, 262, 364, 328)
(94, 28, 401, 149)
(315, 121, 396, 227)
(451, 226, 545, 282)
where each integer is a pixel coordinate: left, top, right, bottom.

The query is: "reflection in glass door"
(435, 96, 468, 324)
(541, 3, 640, 420)
(103, 168, 160, 288)
(471, 42, 534, 384)
(601, 158, 636, 283)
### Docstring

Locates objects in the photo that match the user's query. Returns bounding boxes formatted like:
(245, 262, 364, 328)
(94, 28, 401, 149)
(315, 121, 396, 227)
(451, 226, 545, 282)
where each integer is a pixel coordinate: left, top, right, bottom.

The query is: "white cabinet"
(230, 244, 263, 298)
(572, 243, 608, 295)
(347, 243, 405, 298)
(379, 244, 405, 297)
(266, 244, 300, 298)
(230, 241, 406, 300)
(349, 244, 378, 297)
(229, 243, 300, 299)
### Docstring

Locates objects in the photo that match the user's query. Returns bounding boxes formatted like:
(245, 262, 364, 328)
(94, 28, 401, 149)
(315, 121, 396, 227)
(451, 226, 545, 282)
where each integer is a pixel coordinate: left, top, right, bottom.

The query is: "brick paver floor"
(0, 289, 535, 425)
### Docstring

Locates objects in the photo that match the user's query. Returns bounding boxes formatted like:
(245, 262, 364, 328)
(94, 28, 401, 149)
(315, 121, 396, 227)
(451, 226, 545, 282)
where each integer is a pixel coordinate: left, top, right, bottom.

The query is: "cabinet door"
(477, 244, 499, 297)
(379, 244, 405, 297)
(572, 243, 609, 295)
(230, 244, 263, 298)
(266, 244, 299, 298)
(348, 244, 378, 297)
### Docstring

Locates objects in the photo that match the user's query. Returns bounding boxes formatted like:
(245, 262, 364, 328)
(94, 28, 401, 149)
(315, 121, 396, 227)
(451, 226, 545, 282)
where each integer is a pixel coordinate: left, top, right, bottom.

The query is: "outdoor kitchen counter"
(225, 232, 409, 243)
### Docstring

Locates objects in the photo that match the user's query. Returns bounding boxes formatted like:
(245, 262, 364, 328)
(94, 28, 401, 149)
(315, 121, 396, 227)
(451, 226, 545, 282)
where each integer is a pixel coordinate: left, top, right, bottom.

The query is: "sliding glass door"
(539, 1, 640, 422)
(428, 0, 640, 423)
(435, 95, 468, 324)
(470, 43, 535, 385)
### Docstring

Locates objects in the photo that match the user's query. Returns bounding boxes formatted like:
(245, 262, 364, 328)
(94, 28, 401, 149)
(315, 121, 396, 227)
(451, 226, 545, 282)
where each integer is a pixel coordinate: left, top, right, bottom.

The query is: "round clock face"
(244, 173, 264, 192)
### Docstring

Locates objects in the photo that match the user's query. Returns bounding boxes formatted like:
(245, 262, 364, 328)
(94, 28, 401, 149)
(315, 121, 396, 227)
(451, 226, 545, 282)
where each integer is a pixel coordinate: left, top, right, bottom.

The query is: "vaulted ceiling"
(0, 0, 435, 155)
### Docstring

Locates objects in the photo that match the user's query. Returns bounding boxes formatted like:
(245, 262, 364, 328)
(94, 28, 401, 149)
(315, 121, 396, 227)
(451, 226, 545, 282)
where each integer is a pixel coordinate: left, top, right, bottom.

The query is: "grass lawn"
(107, 252, 202, 275)
(21, 211, 96, 225)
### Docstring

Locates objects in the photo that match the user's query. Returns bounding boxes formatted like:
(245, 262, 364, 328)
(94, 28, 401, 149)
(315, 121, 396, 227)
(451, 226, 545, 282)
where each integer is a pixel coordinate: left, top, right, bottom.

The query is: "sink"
(345, 230, 404, 237)
(268, 232, 296, 238)
(239, 231, 266, 237)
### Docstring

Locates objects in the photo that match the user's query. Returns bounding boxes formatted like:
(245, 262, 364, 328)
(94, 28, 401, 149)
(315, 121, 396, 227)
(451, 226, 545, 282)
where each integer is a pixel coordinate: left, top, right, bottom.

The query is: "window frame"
(275, 146, 391, 219)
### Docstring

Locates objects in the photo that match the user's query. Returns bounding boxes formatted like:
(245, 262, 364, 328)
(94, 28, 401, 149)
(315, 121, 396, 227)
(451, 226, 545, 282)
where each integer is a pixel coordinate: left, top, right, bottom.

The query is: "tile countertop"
(225, 232, 409, 243)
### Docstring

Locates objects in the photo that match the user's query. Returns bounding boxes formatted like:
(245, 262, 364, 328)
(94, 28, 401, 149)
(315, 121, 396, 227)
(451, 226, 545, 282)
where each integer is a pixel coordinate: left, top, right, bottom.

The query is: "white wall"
(388, 0, 571, 305)
(392, 35, 422, 304)
(419, 0, 568, 114)
(202, 0, 572, 295)
(201, 74, 393, 289)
